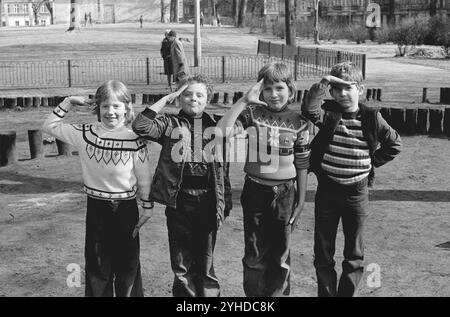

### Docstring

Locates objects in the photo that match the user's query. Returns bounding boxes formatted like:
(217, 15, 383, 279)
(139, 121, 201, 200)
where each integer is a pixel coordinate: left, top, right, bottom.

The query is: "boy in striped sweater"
(302, 62, 402, 297)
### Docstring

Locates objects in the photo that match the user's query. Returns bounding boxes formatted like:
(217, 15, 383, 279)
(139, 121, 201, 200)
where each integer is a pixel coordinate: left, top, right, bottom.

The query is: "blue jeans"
(313, 175, 369, 297)
(241, 177, 296, 297)
(165, 191, 220, 297)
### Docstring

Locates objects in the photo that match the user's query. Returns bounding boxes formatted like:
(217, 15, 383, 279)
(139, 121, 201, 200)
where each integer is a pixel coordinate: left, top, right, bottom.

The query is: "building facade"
(1, 0, 53, 27)
(265, 0, 449, 26)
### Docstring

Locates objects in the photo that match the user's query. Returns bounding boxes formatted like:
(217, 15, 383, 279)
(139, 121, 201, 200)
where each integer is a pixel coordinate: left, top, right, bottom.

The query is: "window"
(23, 4, 29, 14)
(41, 20, 46, 26)
(41, 5, 47, 13)
(25, 20, 30, 26)
(14, 4, 20, 13)
(15, 20, 19, 26)
(7, 4, 12, 13)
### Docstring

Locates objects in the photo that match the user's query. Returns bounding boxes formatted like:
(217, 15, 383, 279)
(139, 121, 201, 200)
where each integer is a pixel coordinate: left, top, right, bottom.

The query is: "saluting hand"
(242, 79, 267, 107)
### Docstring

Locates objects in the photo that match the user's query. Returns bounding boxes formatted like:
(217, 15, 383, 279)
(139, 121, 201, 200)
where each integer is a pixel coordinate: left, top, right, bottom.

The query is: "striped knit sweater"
(321, 111, 372, 185)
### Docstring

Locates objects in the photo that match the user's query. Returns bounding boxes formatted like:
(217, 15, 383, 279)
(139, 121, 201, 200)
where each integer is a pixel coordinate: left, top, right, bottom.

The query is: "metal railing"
(257, 40, 366, 79)
(0, 52, 350, 89)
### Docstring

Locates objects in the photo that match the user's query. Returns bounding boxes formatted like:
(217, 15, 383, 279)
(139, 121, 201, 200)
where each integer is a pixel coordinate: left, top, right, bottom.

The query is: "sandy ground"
(0, 23, 449, 297)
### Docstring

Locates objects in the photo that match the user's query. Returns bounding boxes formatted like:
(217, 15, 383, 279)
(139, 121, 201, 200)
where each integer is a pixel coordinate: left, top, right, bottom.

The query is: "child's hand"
(132, 206, 153, 238)
(288, 203, 303, 229)
(164, 84, 188, 106)
(321, 75, 357, 87)
(66, 96, 94, 107)
(242, 79, 267, 106)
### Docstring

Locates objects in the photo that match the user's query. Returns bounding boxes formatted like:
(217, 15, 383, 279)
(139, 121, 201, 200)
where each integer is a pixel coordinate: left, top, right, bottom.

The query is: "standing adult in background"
(160, 30, 173, 91)
(139, 15, 143, 28)
(200, 11, 204, 27)
(216, 13, 221, 27)
(168, 30, 189, 83)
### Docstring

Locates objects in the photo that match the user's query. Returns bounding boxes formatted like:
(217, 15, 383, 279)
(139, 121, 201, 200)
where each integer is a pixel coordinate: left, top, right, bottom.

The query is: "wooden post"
(33, 97, 41, 108)
(54, 96, 66, 106)
(422, 88, 428, 103)
(4, 98, 17, 109)
(142, 94, 148, 105)
(131, 93, 136, 104)
(376, 88, 382, 101)
(0, 131, 18, 166)
(444, 108, 450, 137)
(56, 139, 72, 156)
(428, 108, 443, 135)
(366, 89, 372, 101)
(380, 108, 391, 126)
(417, 108, 428, 134)
(405, 108, 417, 135)
(440, 88, 450, 104)
(48, 97, 55, 108)
(224, 92, 233, 105)
(28, 130, 44, 159)
(222, 56, 226, 83)
(41, 97, 49, 107)
(390, 108, 405, 134)
(211, 92, 219, 104)
(302, 89, 309, 105)
(296, 90, 303, 103)
(17, 97, 24, 108)
(24, 97, 33, 108)
(233, 92, 240, 103)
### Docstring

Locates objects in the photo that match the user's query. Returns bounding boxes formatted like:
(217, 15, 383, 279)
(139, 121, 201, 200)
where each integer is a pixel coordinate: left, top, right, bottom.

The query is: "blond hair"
(92, 80, 134, 126)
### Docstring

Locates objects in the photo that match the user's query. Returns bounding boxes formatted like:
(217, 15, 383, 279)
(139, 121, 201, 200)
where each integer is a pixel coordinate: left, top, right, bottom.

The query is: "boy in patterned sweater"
(43, 80, 153, 297)
(217, 62, 310, 296)
(302, 62, 402, 297)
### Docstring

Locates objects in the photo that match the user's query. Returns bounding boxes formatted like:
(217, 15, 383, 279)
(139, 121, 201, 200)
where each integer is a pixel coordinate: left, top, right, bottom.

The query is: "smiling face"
(262, 80, 292, 112)
(330, 82, 364, 112)
(178, 82, 208, 117)
(99, 94, 127, 129)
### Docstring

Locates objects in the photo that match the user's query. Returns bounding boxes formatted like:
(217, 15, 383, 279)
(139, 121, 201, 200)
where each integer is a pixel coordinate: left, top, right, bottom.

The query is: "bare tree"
(313, 0, 320, 44)
(31, 1, 44, 26)
(67, 0, 78, 31)
(237, 0, 246, 27)
(160, 0, 169, 22)
(285, 0, 295, 45)
(430, 0, 437, 16)
(388, 0, 395, 26)
(232, 0, 239, 26)
(43, 0, 54, 25)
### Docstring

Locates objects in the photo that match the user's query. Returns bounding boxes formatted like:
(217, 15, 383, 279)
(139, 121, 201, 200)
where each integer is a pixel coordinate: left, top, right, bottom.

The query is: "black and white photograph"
(0, 0, 449, 300)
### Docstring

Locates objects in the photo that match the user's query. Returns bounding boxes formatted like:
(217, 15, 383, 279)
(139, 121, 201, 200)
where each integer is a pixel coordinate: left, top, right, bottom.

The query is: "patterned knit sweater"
(234, 104, 310, 184)
(42, 100, 152, 208)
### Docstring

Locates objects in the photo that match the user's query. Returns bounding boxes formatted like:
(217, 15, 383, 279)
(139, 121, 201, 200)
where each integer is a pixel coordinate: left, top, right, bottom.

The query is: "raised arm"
(42, 96, 93, 148)
(132, 85, 187, 142)
(216, 79, 266, 138)
(302, 75, 356, 126)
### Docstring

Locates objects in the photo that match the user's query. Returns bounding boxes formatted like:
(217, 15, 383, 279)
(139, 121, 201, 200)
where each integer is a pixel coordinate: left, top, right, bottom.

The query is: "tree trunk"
(388, 0, 395, 26)
(0, 132, 18, 167)
(430, 0, 437, 16)
(232, 0, 239, 26)
(44, 1, 54, 25)
(237, 0, 247, 28)
(285, 0, 295, 45)
(67, 0, 78, 31)
(160, 0, 166, 23)
(314, 0, 320, 44)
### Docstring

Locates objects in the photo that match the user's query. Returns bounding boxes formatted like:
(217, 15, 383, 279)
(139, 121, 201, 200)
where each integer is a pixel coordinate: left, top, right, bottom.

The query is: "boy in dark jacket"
(302, 62, 402, 297)
(132, 75, 230, 297)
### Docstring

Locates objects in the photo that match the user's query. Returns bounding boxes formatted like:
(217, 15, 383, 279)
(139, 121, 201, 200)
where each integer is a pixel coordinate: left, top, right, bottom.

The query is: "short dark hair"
(168, 30, 177, 37)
